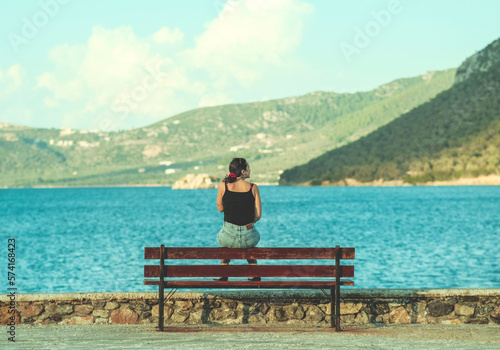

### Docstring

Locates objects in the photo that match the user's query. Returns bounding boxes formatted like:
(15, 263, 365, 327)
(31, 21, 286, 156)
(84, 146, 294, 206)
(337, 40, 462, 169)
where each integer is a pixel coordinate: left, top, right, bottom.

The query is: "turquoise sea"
(1, 186, 499, 293)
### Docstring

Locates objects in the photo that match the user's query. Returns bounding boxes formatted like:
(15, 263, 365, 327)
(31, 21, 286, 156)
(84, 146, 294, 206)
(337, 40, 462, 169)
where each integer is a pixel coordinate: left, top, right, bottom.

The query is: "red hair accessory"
(229, 173, 236, 178)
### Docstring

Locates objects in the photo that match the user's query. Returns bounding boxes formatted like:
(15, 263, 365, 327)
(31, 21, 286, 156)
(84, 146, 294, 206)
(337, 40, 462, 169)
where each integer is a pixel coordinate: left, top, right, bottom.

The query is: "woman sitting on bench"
(215, 157, 262, 281)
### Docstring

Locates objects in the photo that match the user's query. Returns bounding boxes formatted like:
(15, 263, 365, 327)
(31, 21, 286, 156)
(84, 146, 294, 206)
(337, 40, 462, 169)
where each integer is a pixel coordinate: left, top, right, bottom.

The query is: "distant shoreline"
(1, 184, 173, 189)
(318, 174, 500, 187)
(0, 182, 280, 189)
(1, 175, 499, 189)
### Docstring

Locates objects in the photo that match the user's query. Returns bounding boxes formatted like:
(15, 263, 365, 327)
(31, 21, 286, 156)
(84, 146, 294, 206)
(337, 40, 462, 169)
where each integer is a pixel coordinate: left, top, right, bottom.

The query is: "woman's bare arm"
(216, 181, 225, 212)
(253, 184, 262, 222)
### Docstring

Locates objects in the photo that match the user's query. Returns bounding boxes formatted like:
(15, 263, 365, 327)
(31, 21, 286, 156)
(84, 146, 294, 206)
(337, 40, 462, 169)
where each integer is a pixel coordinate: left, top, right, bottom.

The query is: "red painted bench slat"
(144, 247, 355, 260)
(143, 280, 355, 288)
(144, 265, 354, 278)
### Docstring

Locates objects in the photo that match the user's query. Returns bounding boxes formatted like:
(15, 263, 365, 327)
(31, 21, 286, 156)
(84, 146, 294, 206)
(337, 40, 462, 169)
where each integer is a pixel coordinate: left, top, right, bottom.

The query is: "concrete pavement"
(4, 324, 500, 350)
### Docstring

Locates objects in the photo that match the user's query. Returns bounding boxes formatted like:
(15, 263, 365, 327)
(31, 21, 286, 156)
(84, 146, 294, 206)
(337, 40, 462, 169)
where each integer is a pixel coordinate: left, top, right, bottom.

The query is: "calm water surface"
(1, 186, 499, 293)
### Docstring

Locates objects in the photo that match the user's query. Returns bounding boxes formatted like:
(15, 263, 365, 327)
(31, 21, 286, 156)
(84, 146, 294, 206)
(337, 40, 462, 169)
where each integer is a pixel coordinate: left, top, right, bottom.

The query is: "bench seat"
(143, 280, 354, 288)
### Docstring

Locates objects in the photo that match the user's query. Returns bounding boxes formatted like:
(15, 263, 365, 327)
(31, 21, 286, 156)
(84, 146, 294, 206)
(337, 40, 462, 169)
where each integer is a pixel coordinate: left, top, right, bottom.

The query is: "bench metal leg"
(159, 284, 164, 331)
(335, 285, 341, 331)
(330, 288, 335, 329)
(331, 288, 340, 331)
(158, 245, 165, 331)
(334, 245, 341, 331)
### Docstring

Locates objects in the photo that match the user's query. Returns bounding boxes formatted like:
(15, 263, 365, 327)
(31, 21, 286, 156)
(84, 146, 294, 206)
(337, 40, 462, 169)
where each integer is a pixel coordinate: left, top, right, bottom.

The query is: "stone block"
(140, 311, 152, 319)
(219, 315, 244, 325)
(151, 305, 174, 320)
(340, 302, 363, 315)
(205, 299, 221, 309)
(428, 300, 454, 317)
(415, 301, 427, 314)
(319, 303, 330, 315)
(249, 302, 269, 315)
(74, 305, 93, 315)
(175, 300, 194, 310)
(20, 304, 44, 318)
(49, 314, 63, 323)
(95, 318, 109, 324)
(34, 316, 58, 325)
(375, 314, 389, 324)
(371, 301, 389, 315)
(477, 304, 494, 315)
(20, 316, 34, 324)
(110, 309, 139, 324)
(388, 302, 403, 310)
(187, 309, 204, 324)
(416, 315, 426, 324)
(354, 311, 369, 324)
(427, 316, 437, 324)
(209, 308, 236, 323)
(132, 303, 151, 313)
(235, 302, 245, 312)
(389, 306, 411, 324)
(92, 309, 110, 318)
(436, 315, 459, 324)
(270, 307, 288, 322)
(467, 318, 490, 324)
(458, 316, 470, 323)
(248, 314, 266, 324)
(61, 316, 94, 325)
(92, 301, 106, 308)
(490, 307, 500, 324)
(284, 304, 305, 320)
(151, 304, 159, 317)
(171, 311, 189, 324)
(56, 304, 74, 315)
(454, 304, 475, 316)
(461, 296, 479, 302)
(304, 306, 325, 323)
(104, 301, 120, 310)
(340, 314, 355, 325)
(441, 319, 461, 325)
(44, 304, 57, 314)
(0, 306, 20, 325)
(221, 301, 238, 310)
(119, 303, 132, 310)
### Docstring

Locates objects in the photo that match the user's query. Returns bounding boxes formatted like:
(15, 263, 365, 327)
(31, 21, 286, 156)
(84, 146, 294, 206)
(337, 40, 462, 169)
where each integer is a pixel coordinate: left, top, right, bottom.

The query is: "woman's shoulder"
(218, 181, 226, 191)
(251, 182, 260, 192)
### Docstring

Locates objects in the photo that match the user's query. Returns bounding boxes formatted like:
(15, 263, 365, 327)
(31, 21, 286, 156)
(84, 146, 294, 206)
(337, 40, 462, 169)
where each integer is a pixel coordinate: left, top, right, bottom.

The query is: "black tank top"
(223, 182, 255, 225)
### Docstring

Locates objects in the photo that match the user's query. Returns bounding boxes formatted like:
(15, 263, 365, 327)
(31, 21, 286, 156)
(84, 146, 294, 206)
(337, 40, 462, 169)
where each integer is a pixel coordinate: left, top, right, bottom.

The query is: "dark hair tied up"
(223, 158, 248, 183)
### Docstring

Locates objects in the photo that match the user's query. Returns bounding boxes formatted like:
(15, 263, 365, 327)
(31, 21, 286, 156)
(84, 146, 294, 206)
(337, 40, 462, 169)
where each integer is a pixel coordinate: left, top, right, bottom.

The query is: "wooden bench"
(144, 245, 355, 331)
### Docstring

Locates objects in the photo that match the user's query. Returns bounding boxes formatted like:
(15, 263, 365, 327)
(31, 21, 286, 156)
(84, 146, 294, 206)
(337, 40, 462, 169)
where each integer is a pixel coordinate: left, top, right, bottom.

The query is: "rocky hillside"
(455, 39, 500, 84)
(279, 38, 500, 186)
(0, 69, 455, 187)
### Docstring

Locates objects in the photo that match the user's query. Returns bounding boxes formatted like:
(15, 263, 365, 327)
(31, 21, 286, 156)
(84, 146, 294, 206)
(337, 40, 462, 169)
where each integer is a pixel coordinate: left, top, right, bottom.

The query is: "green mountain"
(0, 69, 456, 188)
(279, 38, 500, 186)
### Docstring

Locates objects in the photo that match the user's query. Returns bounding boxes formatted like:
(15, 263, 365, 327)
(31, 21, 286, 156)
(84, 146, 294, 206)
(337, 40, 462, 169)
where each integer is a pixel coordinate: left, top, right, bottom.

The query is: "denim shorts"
(217, 221, 260, 249)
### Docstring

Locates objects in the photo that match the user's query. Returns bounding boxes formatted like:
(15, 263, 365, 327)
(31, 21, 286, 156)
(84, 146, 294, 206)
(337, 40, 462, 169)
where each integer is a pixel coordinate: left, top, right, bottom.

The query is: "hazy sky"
(1, 0, 499, 131)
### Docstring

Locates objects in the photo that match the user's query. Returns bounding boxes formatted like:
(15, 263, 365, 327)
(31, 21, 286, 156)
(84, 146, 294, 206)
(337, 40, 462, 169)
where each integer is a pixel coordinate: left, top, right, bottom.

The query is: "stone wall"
(1, 289, 499, 327)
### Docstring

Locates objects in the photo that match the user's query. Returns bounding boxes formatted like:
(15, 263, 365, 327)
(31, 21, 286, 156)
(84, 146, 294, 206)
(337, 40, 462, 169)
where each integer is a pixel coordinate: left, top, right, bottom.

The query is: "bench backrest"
(144, 246, 355, 280)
